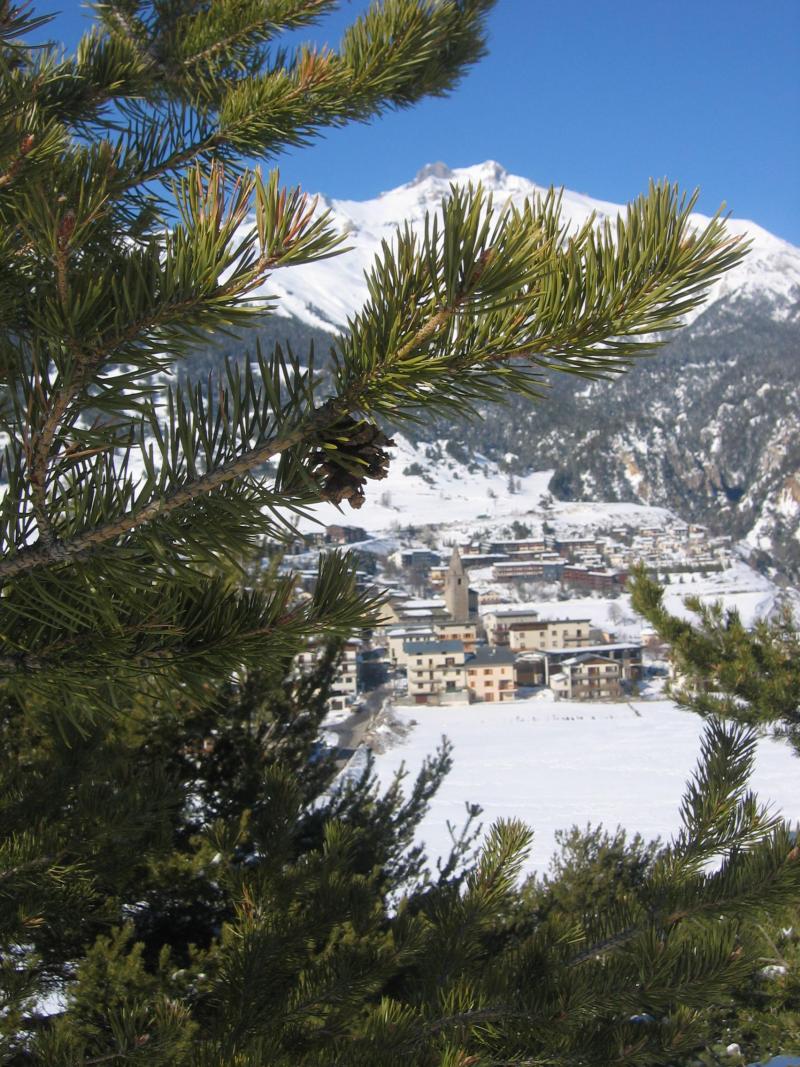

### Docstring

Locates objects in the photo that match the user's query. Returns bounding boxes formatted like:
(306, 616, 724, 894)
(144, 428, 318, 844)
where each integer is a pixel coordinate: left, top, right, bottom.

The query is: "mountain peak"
(412, 160, 510, 188)
(470, 159, 508, 184)
(413, 161, 453, 184)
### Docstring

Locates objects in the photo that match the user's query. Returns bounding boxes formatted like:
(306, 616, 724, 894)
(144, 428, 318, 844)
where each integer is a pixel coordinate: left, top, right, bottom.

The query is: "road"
(327, 682, 396, 755)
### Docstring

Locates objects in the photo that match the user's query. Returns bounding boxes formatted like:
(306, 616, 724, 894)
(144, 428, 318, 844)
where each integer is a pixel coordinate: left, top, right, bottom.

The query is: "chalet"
(514, 655, 546, 688)
(544, 642, 642, 686)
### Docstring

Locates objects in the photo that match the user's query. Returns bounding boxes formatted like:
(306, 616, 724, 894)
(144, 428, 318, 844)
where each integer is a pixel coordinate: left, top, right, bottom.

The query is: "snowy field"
(371, 695, 800, 879)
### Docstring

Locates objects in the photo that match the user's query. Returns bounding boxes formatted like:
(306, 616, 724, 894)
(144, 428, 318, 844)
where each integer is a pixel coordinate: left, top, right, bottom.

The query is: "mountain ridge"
(206, 162, 800, 582)
(259, 159, 800, 335)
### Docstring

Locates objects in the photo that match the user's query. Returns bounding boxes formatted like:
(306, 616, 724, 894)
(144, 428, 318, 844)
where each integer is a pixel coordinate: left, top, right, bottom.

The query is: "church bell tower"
(444, 545, 469, 622)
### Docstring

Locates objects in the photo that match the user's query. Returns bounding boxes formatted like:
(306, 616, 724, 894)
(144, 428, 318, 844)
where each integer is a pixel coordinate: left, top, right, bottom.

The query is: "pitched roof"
(467, 646, 516, 667)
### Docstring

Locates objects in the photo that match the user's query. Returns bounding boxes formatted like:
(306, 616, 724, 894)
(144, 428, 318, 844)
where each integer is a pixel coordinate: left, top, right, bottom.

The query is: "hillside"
(188, 161, 800, 580)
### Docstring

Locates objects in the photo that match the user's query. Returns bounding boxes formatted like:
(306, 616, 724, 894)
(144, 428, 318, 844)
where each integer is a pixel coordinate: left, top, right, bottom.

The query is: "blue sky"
(42, 0, 800, 243)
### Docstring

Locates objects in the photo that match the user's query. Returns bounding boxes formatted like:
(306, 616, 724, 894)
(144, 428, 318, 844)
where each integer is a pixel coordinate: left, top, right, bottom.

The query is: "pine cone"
(309, 409, 394, 509)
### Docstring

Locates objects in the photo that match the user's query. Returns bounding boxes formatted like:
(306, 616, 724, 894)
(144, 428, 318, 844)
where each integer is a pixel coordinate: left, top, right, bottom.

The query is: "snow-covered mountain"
(262, 159, 800, 332)
(235, 162, 800, 582)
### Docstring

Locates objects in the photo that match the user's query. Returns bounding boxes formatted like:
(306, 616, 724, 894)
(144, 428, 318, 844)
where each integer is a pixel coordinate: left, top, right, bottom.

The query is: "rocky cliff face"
(425, 295, 800, 580)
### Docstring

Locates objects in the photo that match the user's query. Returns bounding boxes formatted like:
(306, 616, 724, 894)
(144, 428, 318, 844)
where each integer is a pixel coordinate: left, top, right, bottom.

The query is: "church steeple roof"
(448, 544, 465, 575)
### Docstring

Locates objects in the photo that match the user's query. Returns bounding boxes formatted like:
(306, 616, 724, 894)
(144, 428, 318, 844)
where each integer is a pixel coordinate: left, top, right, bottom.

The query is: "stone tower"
(444, 545, 469, 622)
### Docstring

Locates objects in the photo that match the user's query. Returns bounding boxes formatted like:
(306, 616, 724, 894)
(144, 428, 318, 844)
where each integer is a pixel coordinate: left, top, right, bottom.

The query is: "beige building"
(465, 647, 517, 702)
(508, 618, 593, 653)
(435, 620, 479, 652)
(481, 607, 540, 646)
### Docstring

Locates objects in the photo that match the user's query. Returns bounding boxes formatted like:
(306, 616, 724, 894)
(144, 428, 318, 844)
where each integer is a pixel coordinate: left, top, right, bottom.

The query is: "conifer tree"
(627, 568, 800, 1063)
(630, 567, 800, 755)
(2, 2, 799, 1064)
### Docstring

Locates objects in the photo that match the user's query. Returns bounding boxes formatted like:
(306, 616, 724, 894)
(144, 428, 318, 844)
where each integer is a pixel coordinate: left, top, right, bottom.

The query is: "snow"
(659, 558, 784, 628)
(294, 431, 684, 540)
(295, 433, 555, 533)
(372, 696, 800, 878)
(253, 160, 800, 334)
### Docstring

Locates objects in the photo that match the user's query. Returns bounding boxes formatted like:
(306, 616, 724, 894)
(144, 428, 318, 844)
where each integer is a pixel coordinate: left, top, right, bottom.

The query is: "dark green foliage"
(628, 566, 800, 1060)
(6, 669, 800, 1064)
(523, 824, 662, 921)
(630, 565, 800, 754)
(522, 824, 800, 1067)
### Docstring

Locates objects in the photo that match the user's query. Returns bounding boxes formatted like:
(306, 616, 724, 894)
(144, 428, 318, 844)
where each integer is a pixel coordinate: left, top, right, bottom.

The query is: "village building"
(549, 654, 624, 700)
(543, 642, 642, 687)
(514, 654, 546, 688)
(386, 626, 436, 667)
(294, 638, 363, 712)
(507, 618, 594, 653)
(398, 598, 452, 626)
(427, 564, 448, 589)
(460, 552, 510, 568)
(561, 566, 628, 593)
(486, 538, 548, 555)
(465, 646, 517, 702)
(435, 620, 480, 652)
(554, 537, 598, 560)
(391, 547, 441, 570)
(404, 639, 469, 705)
(482, 606, 540, 646)
(324, 524, 368, 545)
(491, 558, 564, 582)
